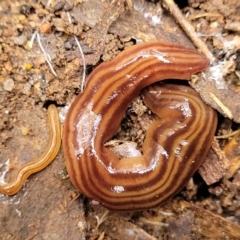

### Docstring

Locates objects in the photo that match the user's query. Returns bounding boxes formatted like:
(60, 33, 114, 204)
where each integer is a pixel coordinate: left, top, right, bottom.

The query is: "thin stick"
(36, 32, 57, 77)
(74, 36, 86, 92)
(187, 12, 224, 21)
(29, 31, 38, 49)
(162, 0, 215, 62)
(95, 210, 110, 231)
(215, 129, 240, 139)
(67, 11, 86, 92)
(209, 92, 233, 119)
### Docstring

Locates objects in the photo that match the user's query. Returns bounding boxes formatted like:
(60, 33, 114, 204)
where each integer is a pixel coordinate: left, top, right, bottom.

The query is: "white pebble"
(3, 78, 14, 91)
(14, 35, 27, 46)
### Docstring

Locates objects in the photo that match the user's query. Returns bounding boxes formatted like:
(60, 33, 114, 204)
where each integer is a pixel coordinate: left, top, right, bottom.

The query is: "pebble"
(64, 41, 72, 50)
(20, 5, 32, 16)
(14, 35, 27, 46)
(54, 2, 65, 12)
(20, 126, 30, 135)
(39, 22, 51, 33)
(3, 78, 14, 91)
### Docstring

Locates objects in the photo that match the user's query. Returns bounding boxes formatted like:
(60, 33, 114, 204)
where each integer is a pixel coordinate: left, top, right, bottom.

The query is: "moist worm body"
(62, 41, 217, 211)
(0, 105, 61, 195)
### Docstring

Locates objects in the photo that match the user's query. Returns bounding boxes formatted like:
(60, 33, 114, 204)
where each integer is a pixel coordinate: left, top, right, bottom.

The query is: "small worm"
(62, 41, 217, 211)
(0, 104, 61, 195)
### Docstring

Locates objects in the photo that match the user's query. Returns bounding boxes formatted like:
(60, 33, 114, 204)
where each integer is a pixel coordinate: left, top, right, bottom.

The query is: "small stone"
(72, 58, 80, 67)
(20, 5, 31, 16)
(3, 78, 14, 91)
(14, 35, 27, 46)
(38, 22, 51, 33)
(54, 2, 65, 12)
(63, 2, 72, 11)
(18, 14, 27, 24)
(34, 55, 46, 68)
(34, 81, 41, 89)
(64, 41, 72, 50)
(20, 126, 30, 136)
(5, 61, 13, 72)
(22, 83, 31, 95)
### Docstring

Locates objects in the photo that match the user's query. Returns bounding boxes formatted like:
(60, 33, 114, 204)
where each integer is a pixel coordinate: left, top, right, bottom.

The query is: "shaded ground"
(0, 0, 240, 239)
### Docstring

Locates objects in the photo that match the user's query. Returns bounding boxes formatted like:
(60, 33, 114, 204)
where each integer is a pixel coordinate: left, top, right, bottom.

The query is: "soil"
(0, 0, 240, 239)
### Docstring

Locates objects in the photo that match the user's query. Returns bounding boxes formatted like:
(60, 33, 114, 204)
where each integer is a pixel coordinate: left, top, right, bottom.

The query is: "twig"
(162, 0, 215, 62)
(187, 12, 224, 21)
(36, 32, 57, 77)
(74, 36, 86, 92)
(97, 232, 105, 240)
(139, 217, 169, 227)
(29, 31, 37, 49)
(95, 210, 110, 231)
(209, 92, 233, 119)
(215, 129, 240, 139)
(67, 12, 86, 92)
(125, 0, 133, 10)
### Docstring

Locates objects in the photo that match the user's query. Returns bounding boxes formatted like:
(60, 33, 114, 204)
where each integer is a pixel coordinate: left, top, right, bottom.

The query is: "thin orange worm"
(62, 41, 217, 211)
(0, 104, 61, 195)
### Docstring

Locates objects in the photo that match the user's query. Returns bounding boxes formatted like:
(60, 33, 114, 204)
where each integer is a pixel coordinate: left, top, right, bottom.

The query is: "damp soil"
(0, 0, 240, 239)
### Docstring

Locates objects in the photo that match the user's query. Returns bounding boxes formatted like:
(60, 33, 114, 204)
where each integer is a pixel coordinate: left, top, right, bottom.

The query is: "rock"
(3, 78, 14, 91)
(14, 35, 27, 46)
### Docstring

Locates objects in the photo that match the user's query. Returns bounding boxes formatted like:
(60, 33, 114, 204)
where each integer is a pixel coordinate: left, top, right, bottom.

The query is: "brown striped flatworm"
(62, 41, 217, 211)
